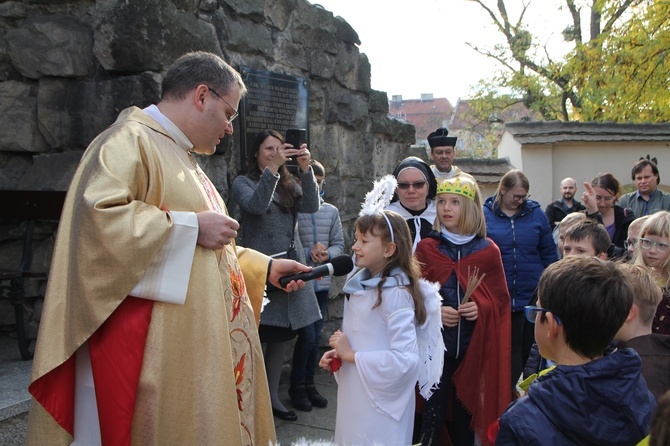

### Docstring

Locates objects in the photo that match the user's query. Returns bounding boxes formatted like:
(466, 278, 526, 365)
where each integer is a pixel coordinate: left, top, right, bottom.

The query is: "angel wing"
(359, 174, 397, 217)
(416, 279, 446, 400)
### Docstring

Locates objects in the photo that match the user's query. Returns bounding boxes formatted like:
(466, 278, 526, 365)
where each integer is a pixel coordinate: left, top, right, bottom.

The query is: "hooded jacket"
(483, 196, 558, 311)
(496, 348, 656, 446)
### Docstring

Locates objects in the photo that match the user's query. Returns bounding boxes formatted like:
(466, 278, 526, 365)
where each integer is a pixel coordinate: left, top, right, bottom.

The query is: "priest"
(25, 51, 311, 446)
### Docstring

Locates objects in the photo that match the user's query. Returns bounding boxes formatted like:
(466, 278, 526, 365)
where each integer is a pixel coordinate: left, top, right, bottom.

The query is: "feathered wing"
(416, 279, 445, 400)
(359, 175, 397, 216)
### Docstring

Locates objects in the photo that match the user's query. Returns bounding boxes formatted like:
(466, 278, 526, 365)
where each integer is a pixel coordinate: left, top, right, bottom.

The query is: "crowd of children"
(309, 164, 670, 446)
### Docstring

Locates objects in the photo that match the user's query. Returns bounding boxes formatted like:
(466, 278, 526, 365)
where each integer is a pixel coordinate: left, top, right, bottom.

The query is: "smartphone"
(284, 128, 307, 168)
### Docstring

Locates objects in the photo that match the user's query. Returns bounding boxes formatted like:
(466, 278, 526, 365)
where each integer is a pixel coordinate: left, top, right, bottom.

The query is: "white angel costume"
(333, 266, 443, 446)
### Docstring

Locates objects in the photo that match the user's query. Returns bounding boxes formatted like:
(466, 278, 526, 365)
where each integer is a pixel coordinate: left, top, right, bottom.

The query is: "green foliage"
(568, 0, 670, 121)
(468, 0, 669, 122)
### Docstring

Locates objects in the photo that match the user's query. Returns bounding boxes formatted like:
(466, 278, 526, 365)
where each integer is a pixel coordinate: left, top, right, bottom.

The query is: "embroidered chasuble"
(25, 107, 275, 445)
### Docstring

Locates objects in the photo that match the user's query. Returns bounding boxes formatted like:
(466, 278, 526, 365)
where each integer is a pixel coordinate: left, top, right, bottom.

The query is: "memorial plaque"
(238, 66, 309, 171)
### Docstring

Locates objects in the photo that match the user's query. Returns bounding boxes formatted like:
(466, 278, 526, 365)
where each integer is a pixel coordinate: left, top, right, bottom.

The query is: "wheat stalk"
(461, 266, 486, 305)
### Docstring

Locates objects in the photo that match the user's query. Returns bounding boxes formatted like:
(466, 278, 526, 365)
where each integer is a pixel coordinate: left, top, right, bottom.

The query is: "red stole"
(415, 237, 511, 446)
(29, 297, 153, 445)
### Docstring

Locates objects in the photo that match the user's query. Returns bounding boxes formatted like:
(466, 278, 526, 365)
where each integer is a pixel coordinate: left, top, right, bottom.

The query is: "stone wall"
(0, 0, 418, 345)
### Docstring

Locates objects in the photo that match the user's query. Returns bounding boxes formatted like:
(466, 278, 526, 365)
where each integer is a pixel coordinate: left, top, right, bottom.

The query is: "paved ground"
(0, 332, 31, 446)
(274, 370, 337, 445)
(0, 332, 337, 445)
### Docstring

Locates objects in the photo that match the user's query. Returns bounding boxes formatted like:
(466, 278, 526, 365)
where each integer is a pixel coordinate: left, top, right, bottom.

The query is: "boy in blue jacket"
(496, 256, 656, 445)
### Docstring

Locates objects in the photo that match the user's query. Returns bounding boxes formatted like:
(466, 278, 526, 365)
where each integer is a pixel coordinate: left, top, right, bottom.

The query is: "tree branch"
(565, 0, 583, 44)
(602, 0, 639, 36)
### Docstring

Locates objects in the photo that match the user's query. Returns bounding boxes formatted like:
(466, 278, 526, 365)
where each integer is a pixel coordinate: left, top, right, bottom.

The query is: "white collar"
(142, 104, 193, 151)
(440, 226, 476, 245)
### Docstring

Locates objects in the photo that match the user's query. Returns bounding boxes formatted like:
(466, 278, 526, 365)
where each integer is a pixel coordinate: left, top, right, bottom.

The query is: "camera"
(284, 128, 307, 169)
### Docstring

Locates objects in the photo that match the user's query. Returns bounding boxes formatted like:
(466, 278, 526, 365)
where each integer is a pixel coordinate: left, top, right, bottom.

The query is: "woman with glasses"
(588, 172, 635, 255)
(386, 157, 438, 252)
(483, 169, 558, 392)
(231, 129, 321, 422)
(634, 210, 670, 335)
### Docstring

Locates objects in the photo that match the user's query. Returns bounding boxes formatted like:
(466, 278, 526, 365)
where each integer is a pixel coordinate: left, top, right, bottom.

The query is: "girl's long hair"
(355, 211, 427, 324)
(245, 129, 300, 213)
(433, 182, 486, 237)
(635, 210, 670, 287)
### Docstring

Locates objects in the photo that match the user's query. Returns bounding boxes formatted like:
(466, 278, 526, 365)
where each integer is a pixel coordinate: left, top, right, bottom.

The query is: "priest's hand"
(196, 210, 239, 249)
(267, 258, 310, 291)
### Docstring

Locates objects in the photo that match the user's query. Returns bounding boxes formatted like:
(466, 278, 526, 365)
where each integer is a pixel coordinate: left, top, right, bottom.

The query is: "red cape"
(415, 237, 511, 446)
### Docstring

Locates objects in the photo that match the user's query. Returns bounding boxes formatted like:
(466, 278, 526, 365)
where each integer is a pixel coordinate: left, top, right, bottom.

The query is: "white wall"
(498, 137, 670, 208)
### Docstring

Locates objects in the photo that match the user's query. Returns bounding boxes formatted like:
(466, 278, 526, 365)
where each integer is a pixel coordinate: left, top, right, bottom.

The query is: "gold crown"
(436, 177, 476, 200)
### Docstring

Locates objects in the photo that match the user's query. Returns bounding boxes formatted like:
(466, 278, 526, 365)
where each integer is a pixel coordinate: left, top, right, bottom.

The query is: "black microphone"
(279, 255, 354, 288)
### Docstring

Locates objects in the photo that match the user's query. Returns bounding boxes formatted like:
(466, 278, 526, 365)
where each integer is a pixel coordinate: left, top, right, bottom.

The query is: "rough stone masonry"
(0, 0, 420, 345)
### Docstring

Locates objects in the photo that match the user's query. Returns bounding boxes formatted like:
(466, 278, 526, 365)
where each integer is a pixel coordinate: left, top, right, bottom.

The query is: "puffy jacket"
(523, 342, 617, 380)
(297, 199, 344, 291)
(483, 196, 558, 311)
(496, 348, 656, 446)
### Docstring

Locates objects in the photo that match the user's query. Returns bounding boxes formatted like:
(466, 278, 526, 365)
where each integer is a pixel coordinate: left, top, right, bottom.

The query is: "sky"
(310, 0, 574, 104)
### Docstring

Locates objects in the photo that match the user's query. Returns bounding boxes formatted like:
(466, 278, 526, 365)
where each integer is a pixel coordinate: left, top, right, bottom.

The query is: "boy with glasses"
(293, 159, 345, 411)
(495, 257, 656, 445)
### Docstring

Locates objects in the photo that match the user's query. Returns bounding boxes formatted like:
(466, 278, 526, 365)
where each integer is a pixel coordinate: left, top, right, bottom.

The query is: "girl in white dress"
(320, 176, 443, 446)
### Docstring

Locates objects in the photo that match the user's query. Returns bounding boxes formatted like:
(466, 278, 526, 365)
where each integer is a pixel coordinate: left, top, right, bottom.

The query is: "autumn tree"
(466, 0, 669, 122)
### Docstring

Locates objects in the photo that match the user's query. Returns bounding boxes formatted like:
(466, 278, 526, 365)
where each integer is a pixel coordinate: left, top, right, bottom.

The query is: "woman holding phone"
(231, 129, 321, 422)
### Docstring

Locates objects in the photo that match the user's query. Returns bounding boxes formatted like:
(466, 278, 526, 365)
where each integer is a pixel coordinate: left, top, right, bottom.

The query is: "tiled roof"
(455, 157, 513, 184)
(389, 97, 454, 140)
(505, 121, 670, 144)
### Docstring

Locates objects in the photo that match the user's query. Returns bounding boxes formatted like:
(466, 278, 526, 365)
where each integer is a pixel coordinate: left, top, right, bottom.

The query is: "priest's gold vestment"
(25, 107, 275, 445)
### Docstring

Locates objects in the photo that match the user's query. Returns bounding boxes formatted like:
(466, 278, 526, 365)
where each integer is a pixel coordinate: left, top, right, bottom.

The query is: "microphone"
(279, 255, 354, 288)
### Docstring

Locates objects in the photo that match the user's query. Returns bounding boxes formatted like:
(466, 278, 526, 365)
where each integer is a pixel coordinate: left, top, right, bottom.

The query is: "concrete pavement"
(0, 332, 337, 445)
(274, 369, 337, 445)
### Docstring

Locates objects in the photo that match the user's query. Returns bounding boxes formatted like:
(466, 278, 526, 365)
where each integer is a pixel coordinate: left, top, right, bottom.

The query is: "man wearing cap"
(618, 159, 670, 217)
(427, 127, 475, 182)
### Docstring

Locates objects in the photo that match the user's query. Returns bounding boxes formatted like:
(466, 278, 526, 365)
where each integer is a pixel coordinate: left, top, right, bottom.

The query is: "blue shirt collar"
(636, 188, 657, 200)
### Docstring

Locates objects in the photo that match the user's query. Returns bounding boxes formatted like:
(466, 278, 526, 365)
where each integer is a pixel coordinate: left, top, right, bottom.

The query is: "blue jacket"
(496, 348, 656, 446)
(483, 196, 558, 311)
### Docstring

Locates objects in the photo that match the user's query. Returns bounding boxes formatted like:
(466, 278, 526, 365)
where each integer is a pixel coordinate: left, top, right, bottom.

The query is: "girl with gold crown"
(415, 177, 511, 446)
